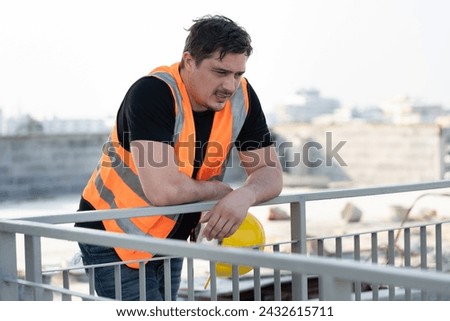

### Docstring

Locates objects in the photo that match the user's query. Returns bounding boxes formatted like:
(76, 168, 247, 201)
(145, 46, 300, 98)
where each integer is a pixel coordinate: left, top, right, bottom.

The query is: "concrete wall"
(0, 133, 108, 202)
(272, 122, 445, 187)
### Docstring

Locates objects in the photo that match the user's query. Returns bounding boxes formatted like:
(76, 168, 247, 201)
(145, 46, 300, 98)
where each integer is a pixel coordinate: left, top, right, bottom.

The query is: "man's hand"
(200, 145, 283, 241)
(199, 188, 254, 241)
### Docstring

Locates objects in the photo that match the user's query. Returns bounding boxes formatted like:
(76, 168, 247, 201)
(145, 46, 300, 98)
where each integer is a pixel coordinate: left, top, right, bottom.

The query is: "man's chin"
(212, 105, 227, 112)
(205, 102, 227, 112)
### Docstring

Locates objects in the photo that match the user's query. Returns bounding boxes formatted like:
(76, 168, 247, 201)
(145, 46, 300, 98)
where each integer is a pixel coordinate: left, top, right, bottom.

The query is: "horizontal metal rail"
(1, 218, 450, 298)
(1, 179, 450, 301)
(10, 180, 450, 224)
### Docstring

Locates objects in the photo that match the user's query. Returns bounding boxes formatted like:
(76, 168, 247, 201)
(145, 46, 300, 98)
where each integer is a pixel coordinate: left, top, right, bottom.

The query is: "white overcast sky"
(1, 0, 450, 120)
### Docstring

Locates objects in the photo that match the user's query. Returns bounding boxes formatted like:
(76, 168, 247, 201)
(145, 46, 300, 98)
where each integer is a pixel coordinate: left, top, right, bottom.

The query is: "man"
(75, 14, 283, 300)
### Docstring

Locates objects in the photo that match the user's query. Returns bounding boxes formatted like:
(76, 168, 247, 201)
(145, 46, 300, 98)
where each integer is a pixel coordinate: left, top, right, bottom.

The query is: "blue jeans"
(78, 242, 183, 301)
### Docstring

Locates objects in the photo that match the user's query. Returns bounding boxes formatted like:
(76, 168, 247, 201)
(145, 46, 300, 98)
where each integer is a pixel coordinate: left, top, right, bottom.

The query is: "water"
(0, 194, 81, 219)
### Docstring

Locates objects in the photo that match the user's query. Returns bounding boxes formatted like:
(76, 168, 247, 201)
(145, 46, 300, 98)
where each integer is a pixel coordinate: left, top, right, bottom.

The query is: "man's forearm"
(237, 163, 283, 206)
(144, 173, 232, 206)
(132, 140, 233, 206)
(237, 145, 283, 206)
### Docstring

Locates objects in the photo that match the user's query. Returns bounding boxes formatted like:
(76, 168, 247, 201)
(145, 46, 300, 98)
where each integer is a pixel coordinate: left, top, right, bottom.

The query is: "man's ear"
(182, 51, 195, 70)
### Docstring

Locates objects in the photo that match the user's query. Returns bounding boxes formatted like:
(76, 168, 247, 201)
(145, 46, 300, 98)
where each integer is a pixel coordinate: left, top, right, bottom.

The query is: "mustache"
(214, 89, 233, 97)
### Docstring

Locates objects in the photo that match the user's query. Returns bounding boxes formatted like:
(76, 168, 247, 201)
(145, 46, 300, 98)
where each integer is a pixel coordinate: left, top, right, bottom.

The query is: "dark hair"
(181, 15, 253, 67)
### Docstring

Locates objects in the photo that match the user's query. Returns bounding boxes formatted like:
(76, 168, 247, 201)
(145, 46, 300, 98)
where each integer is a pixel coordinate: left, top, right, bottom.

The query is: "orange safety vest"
(82, 63, 249, 268)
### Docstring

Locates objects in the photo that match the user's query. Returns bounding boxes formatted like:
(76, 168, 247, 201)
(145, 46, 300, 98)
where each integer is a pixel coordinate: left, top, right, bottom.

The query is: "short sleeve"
(120, 76, 176, 148)
(235, 80, 274, 151)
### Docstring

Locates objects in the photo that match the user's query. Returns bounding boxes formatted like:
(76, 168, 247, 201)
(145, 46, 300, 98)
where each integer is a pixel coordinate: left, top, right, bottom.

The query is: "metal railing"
(1, 180, 450, 301)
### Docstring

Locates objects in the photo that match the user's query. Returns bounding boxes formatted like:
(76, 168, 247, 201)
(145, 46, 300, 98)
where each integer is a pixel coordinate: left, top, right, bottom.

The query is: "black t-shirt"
(77, 75, 273, 240)
(118, 76, 273, 163)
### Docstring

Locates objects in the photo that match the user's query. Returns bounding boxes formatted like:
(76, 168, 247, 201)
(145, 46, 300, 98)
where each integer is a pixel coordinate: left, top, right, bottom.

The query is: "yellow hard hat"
(215, 212, 266, 278)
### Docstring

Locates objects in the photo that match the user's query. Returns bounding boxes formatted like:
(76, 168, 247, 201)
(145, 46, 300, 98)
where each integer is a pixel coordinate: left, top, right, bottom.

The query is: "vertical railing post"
(24, 235, 46, 300)
(186, 258, 195, 301)
(290, 198, 308, 300)
(88, 267, 96, 297)
(253, 256, 262, 300)
(114, 265, 122, 300)
(62, 270, 71, 301)
(335, 237, 343, 258)
(371, 232, 379, 300)
(353, 235, 362, 300)
(435, 223, 443, 300)
(273, 244, 282, 300)
(420, 226, 428, 300)
(139, 261, 146, 301)
(404, 228, 411, 300)
(164, 258, 172, 301)
(231, 265, 240, 301)
(388, 230, 395, 300)
(0, 231, 19, 300)
(209, 261, 218, 301)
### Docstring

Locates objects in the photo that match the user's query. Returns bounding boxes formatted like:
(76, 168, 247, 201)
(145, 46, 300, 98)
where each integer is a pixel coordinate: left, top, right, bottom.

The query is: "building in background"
(274, 88, 340, 124)
(379, 95, 448, 125)
(40, 117, 112, 134)
(2, 114, 113, 136)
(0, 108, 3, 135)
(272, 90, 450, 188)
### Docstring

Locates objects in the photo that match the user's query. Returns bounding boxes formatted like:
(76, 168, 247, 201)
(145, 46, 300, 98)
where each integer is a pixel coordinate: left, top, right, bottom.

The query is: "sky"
(1, 0, 450, 121)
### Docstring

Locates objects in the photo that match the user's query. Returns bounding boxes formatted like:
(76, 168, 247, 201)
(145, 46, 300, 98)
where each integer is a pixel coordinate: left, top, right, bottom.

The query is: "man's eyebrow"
(212, 67, 230, 72)
(212, 67, 245, 74)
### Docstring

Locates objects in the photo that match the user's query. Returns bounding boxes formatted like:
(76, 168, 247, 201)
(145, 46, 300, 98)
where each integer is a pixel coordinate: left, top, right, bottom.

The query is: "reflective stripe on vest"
(81, 62, 249, 268)
(82, 128, 180, 268)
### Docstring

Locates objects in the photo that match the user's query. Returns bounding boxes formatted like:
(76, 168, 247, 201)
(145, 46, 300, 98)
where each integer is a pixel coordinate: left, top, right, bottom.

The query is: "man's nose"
(222, 75, 238, 93)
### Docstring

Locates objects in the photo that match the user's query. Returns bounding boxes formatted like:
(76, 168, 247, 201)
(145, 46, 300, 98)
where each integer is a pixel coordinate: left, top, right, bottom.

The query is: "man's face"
(182, 51, 248, 112)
